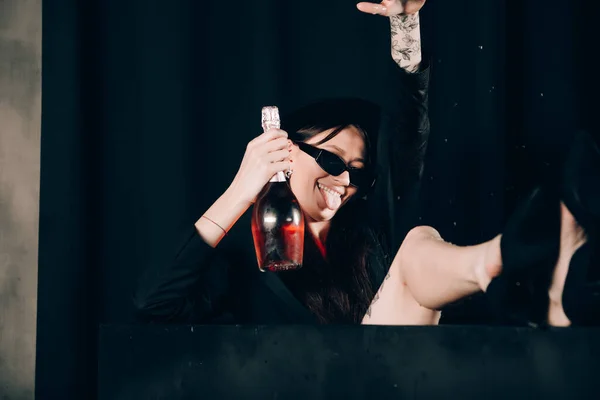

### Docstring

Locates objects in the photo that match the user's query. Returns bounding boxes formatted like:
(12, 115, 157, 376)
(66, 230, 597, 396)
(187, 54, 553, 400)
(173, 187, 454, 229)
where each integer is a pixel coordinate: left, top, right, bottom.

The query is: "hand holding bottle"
(196, 108, 295, 250)
(230, 128, 293, 205)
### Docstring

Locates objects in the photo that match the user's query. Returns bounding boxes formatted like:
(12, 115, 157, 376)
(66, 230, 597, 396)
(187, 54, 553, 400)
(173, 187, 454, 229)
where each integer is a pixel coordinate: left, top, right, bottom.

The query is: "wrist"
(225, 181, 254, 211)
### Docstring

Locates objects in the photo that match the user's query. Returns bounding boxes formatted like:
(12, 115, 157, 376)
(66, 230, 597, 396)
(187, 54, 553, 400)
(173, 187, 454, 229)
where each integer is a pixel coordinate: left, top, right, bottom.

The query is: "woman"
(133, 1, 600, 327)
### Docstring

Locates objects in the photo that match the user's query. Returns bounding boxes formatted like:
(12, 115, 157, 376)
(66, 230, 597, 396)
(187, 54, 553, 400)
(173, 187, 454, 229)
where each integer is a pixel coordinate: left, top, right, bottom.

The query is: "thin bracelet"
(201, 215, 227, 235)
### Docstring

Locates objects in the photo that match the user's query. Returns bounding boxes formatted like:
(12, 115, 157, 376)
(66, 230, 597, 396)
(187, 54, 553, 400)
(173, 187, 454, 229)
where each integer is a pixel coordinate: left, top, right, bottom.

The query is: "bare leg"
(362, 202, 588, 327)
(362, 226, 502, 325)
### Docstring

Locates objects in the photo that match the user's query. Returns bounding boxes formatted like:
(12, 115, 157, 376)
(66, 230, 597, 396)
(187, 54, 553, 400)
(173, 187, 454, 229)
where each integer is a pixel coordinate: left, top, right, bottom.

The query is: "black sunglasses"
(295, 141, 376, 190)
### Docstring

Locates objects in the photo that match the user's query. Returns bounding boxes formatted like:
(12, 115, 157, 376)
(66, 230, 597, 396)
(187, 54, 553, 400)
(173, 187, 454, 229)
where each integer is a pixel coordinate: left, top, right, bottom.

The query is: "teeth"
(318, 183, 341, 197)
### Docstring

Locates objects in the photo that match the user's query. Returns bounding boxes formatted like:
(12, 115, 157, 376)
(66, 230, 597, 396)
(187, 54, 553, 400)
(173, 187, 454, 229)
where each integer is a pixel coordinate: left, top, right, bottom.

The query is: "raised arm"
(358, 0, 425, 72)
(359, 1, 430, 252)
(390, 12, 423, 72)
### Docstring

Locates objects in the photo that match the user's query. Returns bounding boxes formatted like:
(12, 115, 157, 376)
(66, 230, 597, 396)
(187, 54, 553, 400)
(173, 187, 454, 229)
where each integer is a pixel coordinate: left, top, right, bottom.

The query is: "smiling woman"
(132, 0, 600, 328)
(133, 1, 432, 325)
(133, 91, 411, 324)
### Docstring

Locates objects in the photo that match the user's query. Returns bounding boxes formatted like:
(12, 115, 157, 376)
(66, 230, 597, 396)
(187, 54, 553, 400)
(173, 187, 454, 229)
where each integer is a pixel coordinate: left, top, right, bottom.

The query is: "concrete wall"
(0, 0, 41, 398)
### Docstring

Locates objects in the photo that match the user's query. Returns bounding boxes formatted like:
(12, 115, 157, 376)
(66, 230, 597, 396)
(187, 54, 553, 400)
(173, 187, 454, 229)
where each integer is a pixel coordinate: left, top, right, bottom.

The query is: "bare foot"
(547, 202, 588, 327)
(476, 234, 503, 292)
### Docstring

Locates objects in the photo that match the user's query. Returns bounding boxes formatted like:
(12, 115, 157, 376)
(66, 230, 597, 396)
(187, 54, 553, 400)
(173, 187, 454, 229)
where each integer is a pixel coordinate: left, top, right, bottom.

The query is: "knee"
(395, 225, 442, 269)
(404, 225, 442, 245)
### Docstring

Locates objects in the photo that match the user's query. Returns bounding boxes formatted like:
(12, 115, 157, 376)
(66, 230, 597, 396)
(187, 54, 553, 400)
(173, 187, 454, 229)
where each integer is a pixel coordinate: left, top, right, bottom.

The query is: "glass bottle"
(251, 106, 304, 272)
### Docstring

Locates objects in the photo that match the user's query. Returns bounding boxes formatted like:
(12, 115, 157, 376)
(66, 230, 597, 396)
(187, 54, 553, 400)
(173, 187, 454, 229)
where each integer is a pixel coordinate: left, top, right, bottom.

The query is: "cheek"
(289, 161, 325, 197)
(292, 158, 325, 185)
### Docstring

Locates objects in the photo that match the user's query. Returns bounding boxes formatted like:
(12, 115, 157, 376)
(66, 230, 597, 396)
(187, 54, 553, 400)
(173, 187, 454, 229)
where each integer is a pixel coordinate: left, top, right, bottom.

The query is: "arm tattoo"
(365, 271, 391, 318)
(378, 271, 391, 291)
(390, 13, 422, 73)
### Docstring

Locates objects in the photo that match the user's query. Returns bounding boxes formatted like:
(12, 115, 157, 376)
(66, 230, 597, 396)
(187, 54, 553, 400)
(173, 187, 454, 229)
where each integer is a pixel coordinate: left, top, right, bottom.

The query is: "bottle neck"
(269, 171, 287, 182)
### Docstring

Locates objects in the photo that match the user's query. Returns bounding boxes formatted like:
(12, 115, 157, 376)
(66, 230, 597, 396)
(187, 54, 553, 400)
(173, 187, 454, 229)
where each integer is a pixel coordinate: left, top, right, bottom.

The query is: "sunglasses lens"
(319, 153, 346, 176)
(349, 169, 371, 189)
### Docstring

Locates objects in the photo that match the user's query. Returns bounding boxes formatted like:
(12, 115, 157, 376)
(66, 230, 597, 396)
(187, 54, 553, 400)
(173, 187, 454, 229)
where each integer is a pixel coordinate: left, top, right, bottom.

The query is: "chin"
(302, 208, 334, 223)
(317, 209, 337, 222)
(308, 200, 348, 222)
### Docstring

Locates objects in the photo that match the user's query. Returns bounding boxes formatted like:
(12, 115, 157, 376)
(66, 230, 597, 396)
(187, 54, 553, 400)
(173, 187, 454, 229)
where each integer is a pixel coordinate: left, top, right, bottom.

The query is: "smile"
(317, 183, 342, 198)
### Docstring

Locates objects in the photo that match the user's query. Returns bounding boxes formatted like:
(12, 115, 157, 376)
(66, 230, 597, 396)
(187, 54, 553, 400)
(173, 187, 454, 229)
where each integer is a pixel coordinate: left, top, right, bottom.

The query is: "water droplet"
(478, 45, 484, 50)
(521, 145, 526, 149)
(397, 196, 401, 200)
(516, 282, 521, 286)
(430, 176, 434, 181)
(453, 221, 457, 226)
(491, 86, 495, 90)
(393, 384, 398, 388)
(444, 138, 448, 143)
(540, 93, 544, 97)
(418, 216, 423, 221)
(453, 102, 459, 107)
(191, 327, 194, 332)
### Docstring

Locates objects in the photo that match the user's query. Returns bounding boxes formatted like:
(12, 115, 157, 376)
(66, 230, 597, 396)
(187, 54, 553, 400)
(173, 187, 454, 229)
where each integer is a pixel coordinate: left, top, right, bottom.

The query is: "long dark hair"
(277, 98, 389, 324)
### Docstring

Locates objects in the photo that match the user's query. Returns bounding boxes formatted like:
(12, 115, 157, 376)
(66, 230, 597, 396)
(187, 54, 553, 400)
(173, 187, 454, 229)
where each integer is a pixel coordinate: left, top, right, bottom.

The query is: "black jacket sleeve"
(132, 226, 230, 323)
(390, 59, 431, 194)
(370, 58, 431, 255)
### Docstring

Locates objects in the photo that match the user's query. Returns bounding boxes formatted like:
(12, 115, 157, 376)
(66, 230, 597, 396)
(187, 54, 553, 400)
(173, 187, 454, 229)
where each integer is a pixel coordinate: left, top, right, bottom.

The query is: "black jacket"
(133, 61, 431, 324)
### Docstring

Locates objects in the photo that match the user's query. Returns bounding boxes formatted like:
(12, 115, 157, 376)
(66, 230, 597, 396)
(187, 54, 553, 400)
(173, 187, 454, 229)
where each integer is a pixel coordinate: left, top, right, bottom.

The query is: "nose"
(333, 170, 351, 186)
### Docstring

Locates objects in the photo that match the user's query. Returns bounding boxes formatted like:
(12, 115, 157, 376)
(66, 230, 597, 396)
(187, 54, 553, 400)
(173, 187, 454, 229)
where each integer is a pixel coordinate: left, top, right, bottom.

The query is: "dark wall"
(38, 0, 597, 398)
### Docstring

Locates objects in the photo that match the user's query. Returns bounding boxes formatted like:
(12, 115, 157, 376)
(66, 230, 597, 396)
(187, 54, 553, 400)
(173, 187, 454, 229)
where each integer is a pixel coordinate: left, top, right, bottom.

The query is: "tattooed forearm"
(390, 13, 422, 73)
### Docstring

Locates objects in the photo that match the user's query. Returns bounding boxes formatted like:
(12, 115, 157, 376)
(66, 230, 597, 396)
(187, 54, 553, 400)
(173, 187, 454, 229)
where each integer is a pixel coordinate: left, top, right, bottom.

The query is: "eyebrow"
(323, 144, 365, 163)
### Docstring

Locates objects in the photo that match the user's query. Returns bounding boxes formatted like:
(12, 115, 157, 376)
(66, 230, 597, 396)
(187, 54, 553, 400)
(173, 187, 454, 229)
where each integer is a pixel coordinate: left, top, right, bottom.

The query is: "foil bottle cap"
(261, 106, 281, 132)
(261, 106, 286, 182)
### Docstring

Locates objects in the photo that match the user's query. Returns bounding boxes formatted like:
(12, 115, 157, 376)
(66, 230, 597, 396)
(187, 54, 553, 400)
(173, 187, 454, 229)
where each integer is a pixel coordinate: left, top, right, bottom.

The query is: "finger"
(356, 2, 389, 16)
(262, 128, 287, 141)
(269, 159, 292, 175)
(266, 148, 291, 163)
(263, 137, 290, 153)
(251, 128, 288, 147)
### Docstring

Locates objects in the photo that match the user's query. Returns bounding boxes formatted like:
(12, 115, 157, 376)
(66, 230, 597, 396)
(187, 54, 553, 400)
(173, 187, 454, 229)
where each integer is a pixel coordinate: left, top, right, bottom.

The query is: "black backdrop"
(38, 0, 598, 398)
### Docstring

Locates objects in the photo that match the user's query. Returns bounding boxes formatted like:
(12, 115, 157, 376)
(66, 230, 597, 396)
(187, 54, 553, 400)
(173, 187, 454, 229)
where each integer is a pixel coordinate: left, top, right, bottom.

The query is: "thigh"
(361, 241, 441, 326)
